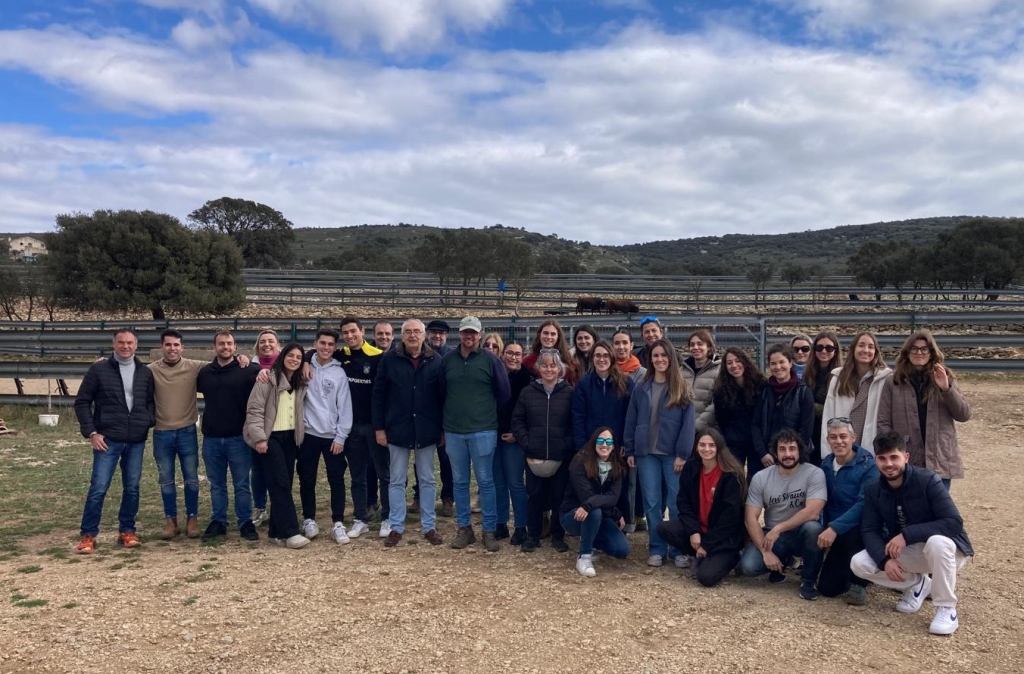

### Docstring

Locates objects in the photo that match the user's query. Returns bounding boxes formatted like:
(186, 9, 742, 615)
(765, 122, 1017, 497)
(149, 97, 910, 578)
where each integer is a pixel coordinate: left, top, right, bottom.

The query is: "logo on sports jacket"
(363, 363, 371, 375)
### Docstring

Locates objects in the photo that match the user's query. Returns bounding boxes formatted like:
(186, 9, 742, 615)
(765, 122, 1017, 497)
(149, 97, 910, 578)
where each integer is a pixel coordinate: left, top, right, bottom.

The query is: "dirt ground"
(1, 377, 1022, 674)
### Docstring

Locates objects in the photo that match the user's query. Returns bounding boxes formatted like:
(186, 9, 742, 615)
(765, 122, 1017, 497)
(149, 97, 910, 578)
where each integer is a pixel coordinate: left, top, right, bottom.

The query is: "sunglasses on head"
(814, 344, 837, 353)
(793, 345, 811, 353)
(595, 437, 615, 446)
(639, 315, 659, 327)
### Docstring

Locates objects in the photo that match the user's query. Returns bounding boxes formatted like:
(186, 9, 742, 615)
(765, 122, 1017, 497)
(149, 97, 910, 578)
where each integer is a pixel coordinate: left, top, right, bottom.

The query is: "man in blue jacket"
(815, 417, 878, 604)
(851, 431, 974, 635)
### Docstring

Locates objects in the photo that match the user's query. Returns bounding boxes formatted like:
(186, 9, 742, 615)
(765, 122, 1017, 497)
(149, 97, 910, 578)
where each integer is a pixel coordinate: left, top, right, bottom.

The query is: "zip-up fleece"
(304, 358, 353, 445)
(510, 379, 574, 462)
(333, 341, 382, 424)
(440, 347, 511, 434)
(822, 443, 879, 536)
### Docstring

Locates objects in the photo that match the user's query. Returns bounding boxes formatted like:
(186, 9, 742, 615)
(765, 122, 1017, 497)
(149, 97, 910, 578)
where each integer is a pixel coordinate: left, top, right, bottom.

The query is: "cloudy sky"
(1, 0, 1022, 244)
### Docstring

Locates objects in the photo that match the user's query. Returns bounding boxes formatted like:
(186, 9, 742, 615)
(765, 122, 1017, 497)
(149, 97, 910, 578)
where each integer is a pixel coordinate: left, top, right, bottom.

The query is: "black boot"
(509, 527, 527, 546)
(494, 523, 510, 540)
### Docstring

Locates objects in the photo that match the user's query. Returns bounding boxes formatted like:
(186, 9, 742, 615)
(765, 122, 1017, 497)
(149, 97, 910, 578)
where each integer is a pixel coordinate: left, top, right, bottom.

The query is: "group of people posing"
(72, 315, 973, 635)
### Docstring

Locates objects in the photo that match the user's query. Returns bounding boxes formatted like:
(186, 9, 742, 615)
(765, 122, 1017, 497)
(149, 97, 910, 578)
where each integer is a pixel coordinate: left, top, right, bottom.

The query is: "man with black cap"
(426, 320, 453, 357)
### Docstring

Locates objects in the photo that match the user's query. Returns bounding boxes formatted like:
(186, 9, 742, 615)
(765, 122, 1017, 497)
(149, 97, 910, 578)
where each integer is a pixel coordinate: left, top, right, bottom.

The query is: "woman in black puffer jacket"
(511, 348, 575, 554)
(751, 344, 815, 482)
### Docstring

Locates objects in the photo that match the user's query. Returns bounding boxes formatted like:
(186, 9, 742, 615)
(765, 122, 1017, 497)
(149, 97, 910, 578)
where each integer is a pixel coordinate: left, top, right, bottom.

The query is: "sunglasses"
(595, 438, 615, 446)
(827, 416, 852, 426)
(814, 344, 837, 353)
(639, 315, 660, 327)
(793, 345, 811, 353)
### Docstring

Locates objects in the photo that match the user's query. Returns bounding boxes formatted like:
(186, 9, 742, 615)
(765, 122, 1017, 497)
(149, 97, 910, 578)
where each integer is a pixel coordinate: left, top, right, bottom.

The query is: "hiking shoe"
(551, 536, 569, 553)
(252, 508, 268, 527)
(896, 575, 932, 614)
(509, 527, 527, 546)
(384, 530, 403, 548)
(200, 521, 227, 542)
(482, 531, 500, 553)
(185, 516, 200, 539)
(576, 554, 596, 578)
(408, 499, 420, 514)
(929, 606, 959, 635)
(348, 520, 370, 539)
(769, 571, 787, 584)
(284, 534, 310, 549)
(674, 554, 692, 569)
(75, 535, 96, 555)
(450, 526, 477, 549)
(424, 530, 443, 546)
(118, 531, 141, 548)
(379, 520, 393, 538)
(844, 585, 867, 606)
(494, 523, 510, 540)
(239, 521, 259, 541)
(647, 554, 664, 567)
(800, 582, 819, 601)
(441, 499, 455, 518)
(302, 519, 320, 540)
(160, 518, 180, 540)
(521, 537, 539, 553)
(331, 522, 350, 545)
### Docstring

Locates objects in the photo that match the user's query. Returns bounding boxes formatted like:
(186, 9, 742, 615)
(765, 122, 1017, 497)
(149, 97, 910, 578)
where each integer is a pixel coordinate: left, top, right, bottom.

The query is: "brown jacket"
(243, 374, 306, 448)
(876, 376, 971, 480)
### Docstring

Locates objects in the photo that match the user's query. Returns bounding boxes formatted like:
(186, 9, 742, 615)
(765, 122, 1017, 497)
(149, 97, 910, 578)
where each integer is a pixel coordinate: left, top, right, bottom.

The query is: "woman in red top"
(656, 428, 746, 587)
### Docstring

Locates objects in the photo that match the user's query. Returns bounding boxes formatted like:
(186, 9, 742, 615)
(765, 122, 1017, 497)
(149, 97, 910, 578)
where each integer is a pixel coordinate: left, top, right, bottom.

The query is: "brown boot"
(441, 498, 455, 518)
(185, 516, 200, 539)
(160, 518, 180, 540)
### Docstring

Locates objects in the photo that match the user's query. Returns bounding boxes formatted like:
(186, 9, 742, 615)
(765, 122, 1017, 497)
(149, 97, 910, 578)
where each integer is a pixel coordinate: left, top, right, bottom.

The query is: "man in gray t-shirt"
(738, 428, 827, 600)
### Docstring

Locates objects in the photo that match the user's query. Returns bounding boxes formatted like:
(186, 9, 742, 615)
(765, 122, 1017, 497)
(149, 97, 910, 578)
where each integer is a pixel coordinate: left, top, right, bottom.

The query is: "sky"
(1, 0, 1023, 245)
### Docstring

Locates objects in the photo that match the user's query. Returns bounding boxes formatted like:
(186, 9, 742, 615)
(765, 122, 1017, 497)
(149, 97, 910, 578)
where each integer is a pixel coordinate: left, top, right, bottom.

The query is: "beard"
(883, 466, 906, 483)
(778, 457, 799, 469)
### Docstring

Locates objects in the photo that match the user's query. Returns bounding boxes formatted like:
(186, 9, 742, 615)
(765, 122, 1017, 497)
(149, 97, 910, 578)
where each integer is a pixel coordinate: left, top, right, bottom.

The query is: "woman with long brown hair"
(877, 330, 971, 490)
(804, 330, 843, 463)
(821, 331, 892, 458)
(713, 347, 767, 475)
(522, 320, 577, 384)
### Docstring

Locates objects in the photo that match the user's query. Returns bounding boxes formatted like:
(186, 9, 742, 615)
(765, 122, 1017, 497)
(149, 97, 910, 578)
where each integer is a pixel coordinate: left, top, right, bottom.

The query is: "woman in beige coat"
(876, 330, 971, 489)
(244, 343, 309, 548)
(821, 331, 892, 460)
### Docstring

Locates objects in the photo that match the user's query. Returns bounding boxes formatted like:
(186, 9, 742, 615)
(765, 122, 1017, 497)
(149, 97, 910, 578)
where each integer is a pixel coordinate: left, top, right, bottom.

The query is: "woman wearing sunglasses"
(559, 427, 630, 577)
(790, 334, 813, 380)
(804, 331, 843, 464)
(821, 332, 892, 461)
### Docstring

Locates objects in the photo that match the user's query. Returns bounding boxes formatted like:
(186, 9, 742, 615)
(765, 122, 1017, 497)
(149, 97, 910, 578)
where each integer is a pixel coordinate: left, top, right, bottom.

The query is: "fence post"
(758, 317, 767, 371)
(910, 310, 916, 333)
(290, 323, 298, 342)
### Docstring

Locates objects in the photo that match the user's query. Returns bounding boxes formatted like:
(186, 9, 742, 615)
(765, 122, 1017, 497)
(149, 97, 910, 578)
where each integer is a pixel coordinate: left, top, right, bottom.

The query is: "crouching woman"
(559, 427, 630, 577)
(657, 428, 745, 587)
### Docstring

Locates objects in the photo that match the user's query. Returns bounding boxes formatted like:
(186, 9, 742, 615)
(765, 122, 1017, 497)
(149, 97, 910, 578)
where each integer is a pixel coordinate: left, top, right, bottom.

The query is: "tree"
(931, 218, 1024, 299)
(746, 263, 774, 309)
(493, 238, 536, 312)
(0, 265, 22, 320)
(538, 250, 585, 274)
(188, 197, 296, 268)
(46, 210, 246, 319)
(780, 263, 809, 295)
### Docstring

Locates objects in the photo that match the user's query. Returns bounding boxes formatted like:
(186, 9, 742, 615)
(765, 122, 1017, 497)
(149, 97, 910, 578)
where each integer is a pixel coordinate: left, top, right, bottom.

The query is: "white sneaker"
(331, 522, 350, 545)
(348, 520, 369, 539)
(302, 519, 320, 540)
(252, 508, 268, 527)
(284, 534, 310, 549)
(576, 554, 596, 577)
(674, 554, 691, 569)
(647, 554, 664, 567)
(896, 575, 932, 614)
(929, 606, 959, 635)
(379, 520, 393, 538)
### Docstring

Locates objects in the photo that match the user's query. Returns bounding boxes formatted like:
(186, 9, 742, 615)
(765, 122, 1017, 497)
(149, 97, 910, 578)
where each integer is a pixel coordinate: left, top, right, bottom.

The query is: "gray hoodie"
(304, 357, 354, 445)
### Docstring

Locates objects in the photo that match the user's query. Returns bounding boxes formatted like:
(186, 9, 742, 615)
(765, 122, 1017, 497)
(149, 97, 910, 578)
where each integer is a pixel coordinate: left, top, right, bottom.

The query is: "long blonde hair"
(834, 331, 885, 397)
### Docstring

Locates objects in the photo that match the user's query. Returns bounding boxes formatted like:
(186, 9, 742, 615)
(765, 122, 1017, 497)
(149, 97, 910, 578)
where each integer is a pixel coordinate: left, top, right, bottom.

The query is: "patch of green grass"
(16, 565, 42, 574)
(11, 592, 28, 603)
(61, 602, 79, 609)
(38, 546, 69, 560)
(198, 563, 215, 571)
(182, 596, 198, 607)
(13, 599, 48, 608)
(109, 562, 126, 571)
(66, 558, 81, 564)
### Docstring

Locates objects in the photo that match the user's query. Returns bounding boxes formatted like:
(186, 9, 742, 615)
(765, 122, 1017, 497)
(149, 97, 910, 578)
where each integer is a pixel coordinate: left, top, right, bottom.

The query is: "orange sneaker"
(117, 531, 141, 548)
(76, 535, 96, 555)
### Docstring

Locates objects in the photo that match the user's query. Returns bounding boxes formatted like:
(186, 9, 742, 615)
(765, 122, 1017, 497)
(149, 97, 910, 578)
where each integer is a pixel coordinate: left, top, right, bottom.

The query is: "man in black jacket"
(196, 330, 261, 542)
(73, 328, 155, 554)
(851, 431, 974, 635)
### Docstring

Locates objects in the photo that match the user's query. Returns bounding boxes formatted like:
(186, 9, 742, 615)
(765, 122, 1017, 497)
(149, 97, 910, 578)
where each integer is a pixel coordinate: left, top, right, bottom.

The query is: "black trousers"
(817, 527, 869, 597)
(658, 520, 740, 588)
(365, 440, 390, 517)
(525, 462, 569, 540)
(258, 431, 300, 540)
(297, 434, 350, 523)
(414, 443, 453, 502)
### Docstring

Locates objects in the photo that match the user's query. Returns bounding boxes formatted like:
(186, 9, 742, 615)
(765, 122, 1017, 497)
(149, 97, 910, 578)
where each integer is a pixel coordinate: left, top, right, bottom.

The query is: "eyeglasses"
(909, 346, 931, 354)
(595, 438, 615, 446)
(504, 352, 523, 359)
(827, 416, 851, 426)
(592, 353, 611, 360)
(814, 344, 836, 353)
(639, 315, 659, 327)
(793, 345, 811, 353)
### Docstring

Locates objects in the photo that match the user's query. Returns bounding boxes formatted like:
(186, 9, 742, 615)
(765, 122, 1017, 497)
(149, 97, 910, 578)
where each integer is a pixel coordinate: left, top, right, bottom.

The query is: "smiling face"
(537, 354, 561, 384)
(775, 440, 801, 470)
(402, 321, 425, 351)
(768, 352, 792, 382)
(908, 338, 932, 370)
(340, 322, 364, 349)
(113, 331, 138, 360)
(460, 329, 481, 351)
(854, 334, 877, 367)
(427, 329, 447, 349)
(791, 339, 812, 365)
(160, 336, 182, 364)
(591, 345, 612, 376)
(214, 334, 235, 361)
(575, 331, 594, 354)
(257, 332, 280, 357)
(650, 345, 671, 374)
(695, 434, 719, 464)
(315, 334, 336, 363)
(642, 322, 662, 346)
(826, 424, 856, 462)
(483, 337, 500, 354)
(595, 430, 614, 461)
(373, 322, 393, 350)
(875, 449, 909, 483)
(502, 344, 523, 371)
(689, 336, 708, 364)
(281, 347, 303, 376)
(539, 325, 559, 349)
(725, 352, 745, 381)
(612, 333, 633, 361)
(814, 337, 837, 363)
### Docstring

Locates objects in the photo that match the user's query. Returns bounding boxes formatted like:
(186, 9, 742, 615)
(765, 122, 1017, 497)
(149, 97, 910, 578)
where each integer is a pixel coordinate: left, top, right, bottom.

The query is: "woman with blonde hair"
(482, 333, 504, 356)
(877, 330, 971, 490)
(249, 329, 282, 525)
(821, 332, 892, 459)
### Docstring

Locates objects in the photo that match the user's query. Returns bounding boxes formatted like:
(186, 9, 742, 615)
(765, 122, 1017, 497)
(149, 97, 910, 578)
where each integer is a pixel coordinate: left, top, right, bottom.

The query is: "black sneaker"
(769, 571, 787, 584)
(800, 582, 819, 601)
(494, 523, 510, 540)
(239, 520, 259, 541)
(200, 520, 227, 542)
(551, 536, 569, 553)
(509, 527, 527, 546)
(521, 537, 540, 553)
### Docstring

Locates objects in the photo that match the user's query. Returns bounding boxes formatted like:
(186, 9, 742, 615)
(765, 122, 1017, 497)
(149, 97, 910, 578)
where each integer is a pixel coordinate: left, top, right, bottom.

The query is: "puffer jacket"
(682, 355, 721, 433)
(821, 444, 879, 535)
(571, 370, 635, 450)
(510, 379, 575, 462)
(713, 382, 764, 462)
(559, 455, 624, 518)
(876, 375, 971, 480)
(74, 356, 155, 443)
(821, 365, 892, 456)
(675, 460, 745, 555)
(752, 378, 815, 460)
(243, 373, 307, 447)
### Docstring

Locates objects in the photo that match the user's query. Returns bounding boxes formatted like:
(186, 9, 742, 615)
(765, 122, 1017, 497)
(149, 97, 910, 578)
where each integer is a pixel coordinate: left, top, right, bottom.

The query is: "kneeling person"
(850, 431, 973, 635)
(739, 429, 826, 600)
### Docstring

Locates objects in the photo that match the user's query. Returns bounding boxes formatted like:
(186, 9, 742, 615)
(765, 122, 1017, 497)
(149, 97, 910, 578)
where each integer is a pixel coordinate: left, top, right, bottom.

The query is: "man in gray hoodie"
(295, 329, 354, 544)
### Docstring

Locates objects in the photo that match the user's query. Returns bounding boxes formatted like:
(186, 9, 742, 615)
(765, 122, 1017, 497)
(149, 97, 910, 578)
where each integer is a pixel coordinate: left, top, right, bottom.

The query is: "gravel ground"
(1, 377, 1022, 673)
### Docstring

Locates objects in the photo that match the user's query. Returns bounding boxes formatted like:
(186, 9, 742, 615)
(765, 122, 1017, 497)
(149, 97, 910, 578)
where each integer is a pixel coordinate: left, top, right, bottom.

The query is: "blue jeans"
(80, 440, 145, 537)
(738, 521, 825, 585)
(560, 508, 630, 557)
(494, 440, 528, 528)
(445, 430, 498, 531)
(636, 454, 681, 558)
(202, 435, 252, 529)
(153, 425, 200, 519)
(389, 444, 437, 535)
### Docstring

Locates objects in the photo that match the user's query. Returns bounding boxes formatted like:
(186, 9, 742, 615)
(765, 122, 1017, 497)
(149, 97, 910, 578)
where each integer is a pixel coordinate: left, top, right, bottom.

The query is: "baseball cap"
(458, 316, 483, 333)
